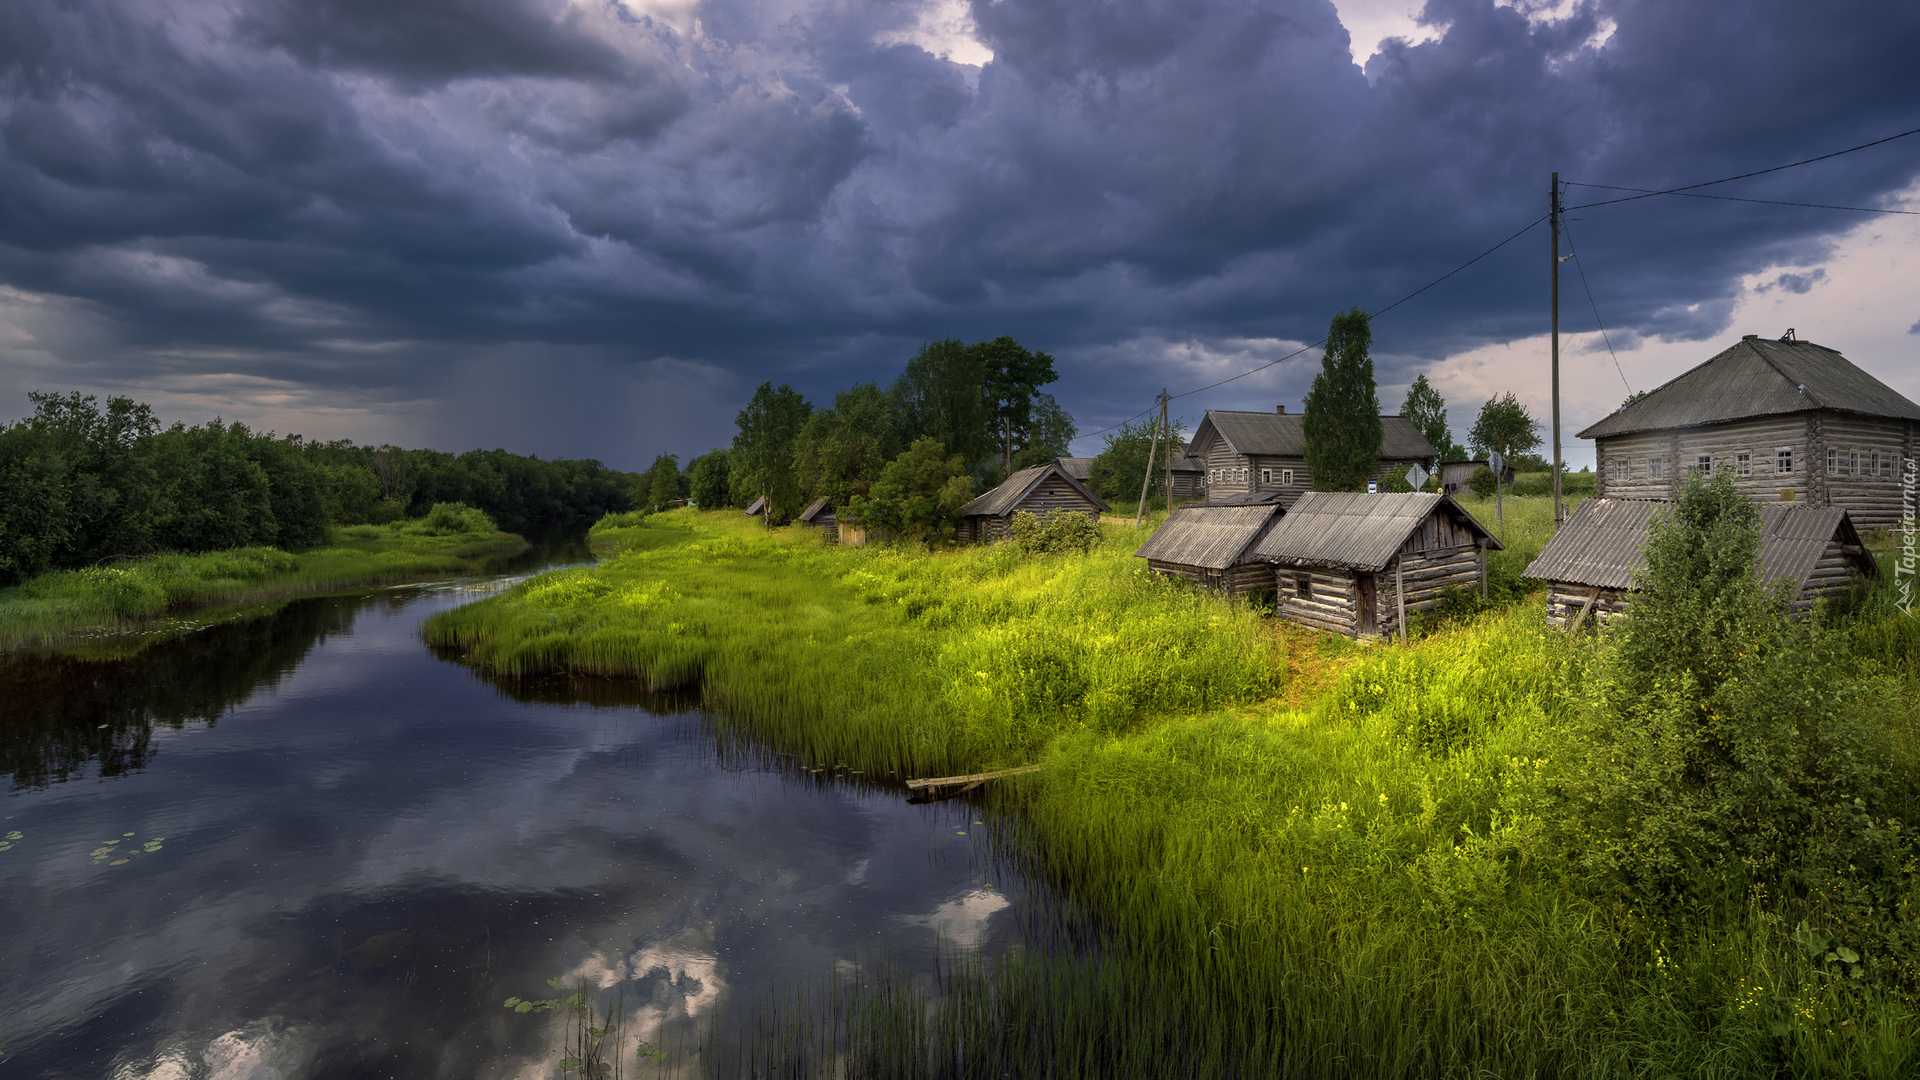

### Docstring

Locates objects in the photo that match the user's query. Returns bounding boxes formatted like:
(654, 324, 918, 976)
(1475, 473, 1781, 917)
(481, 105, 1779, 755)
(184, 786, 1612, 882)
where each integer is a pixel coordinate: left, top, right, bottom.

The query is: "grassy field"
(0, 512, 528, 653)
(427, 499, 1920, 1077)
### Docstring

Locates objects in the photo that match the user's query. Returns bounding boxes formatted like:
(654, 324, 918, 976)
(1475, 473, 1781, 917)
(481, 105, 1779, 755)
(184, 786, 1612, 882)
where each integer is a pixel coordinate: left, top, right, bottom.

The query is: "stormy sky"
(2, 0, 1916, 469)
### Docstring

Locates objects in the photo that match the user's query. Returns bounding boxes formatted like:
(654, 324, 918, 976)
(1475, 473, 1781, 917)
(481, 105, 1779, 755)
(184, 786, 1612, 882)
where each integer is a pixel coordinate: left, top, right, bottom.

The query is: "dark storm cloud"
(0, 0, 1916, 460)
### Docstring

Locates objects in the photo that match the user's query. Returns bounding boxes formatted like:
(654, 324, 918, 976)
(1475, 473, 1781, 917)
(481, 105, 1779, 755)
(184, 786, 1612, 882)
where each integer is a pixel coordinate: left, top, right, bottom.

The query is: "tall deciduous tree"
(732, 382, 812, 524)
(1012, 393, 1077, 471)
(1087, 416, 1185, 504)
(641, 454, 681, 511)
(686, 449, 732, 508)
(1302, 309, 1383, 492)
(973, 335, 1059, 478)
(890, 340, 988, 466)
(844, 437, 975, 542)
(1400, 374, 1465, 463)
(793, 382, 900, 505)
(1467, 392, 1542, 463)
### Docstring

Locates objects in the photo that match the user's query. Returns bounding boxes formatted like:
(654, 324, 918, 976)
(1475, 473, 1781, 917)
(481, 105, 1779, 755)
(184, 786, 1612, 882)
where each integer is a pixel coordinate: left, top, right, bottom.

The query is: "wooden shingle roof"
(1194, 411, 1437, 460)
(960, 463, 1112, 518)
(1522, 498, 1878, 592)
(1056, 457, 1095, 481)
(798, 497, 833, 523)
(1134, 503, 1285, 570)
(744, 496, 767, 516)
(1250, 491, 1499, 571)
(1579, 336, 1920, 439)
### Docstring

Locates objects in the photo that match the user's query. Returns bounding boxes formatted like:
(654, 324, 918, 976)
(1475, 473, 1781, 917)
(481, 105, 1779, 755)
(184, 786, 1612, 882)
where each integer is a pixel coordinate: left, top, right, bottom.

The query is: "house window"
(1608, 459, 1629, 483)
(1735, 453, 1751, 477)
(1649, 458, 1666, 480)
(1885, 453, 1897, 477)
(1260, 468, 1272, 485)
(1696, 455, 1712, 477)
(1295, 574, 1312, 600)
(1281, 469, 1294, 486)
(1777, 448, 1793, 474)
(1849, 450, 1858, 475)
(1239, 467, 1248, 483)
(1827, 448, 1838, 474)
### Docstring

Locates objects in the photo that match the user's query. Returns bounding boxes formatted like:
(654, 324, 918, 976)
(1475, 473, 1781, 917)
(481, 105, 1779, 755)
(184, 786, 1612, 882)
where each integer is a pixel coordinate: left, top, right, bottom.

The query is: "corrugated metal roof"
(1522, 498, 1878, 592)
(1195, 490, 1288, 506)
(959, 463, 1112, 518)
(1134, 503, 1285, 570)
(1056, 457, 1095, 480)
(798, 496, 832, 523)
(1249, 491, 1500, 571)
(1520, 499, 1664, 588)
(745, 496, 766, 515)
(1579, 336, 1920, 439)
(1194, 411, 1437, 459)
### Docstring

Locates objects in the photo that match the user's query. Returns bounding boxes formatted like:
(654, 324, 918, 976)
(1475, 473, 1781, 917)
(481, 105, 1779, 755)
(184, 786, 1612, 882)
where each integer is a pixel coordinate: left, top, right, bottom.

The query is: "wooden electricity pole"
(1135, 391, 1165, 526)
(1551, 172, 1565, 530)
(1161, 390, 1173, 516)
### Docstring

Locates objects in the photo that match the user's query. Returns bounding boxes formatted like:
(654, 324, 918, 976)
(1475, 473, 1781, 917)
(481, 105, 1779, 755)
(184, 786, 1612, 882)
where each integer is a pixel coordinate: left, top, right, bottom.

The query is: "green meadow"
(0, 505, 527, 653)
(426, 498, 1920, 1078)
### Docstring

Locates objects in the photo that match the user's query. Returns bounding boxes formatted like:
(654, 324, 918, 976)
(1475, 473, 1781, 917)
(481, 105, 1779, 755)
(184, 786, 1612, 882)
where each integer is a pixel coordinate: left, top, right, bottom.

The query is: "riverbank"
(425, 504, 1920, 1077)
(0, 517, 529, 654)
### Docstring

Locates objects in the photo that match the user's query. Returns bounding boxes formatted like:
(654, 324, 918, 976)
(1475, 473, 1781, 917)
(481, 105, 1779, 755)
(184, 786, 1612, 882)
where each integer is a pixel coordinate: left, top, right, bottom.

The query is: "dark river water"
(0, 544, 1031, 1078)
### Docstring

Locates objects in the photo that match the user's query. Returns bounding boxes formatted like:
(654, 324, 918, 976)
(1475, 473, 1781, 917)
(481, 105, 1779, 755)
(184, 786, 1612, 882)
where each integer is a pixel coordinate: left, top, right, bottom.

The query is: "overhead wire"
(1558, 216, 1632, 397)
(1561, 125, 1920, 211)
(1564, 182, 1918, 216)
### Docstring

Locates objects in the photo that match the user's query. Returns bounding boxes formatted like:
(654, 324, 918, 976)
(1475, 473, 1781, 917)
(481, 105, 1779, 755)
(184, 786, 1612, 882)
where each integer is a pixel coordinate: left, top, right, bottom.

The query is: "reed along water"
(0, 542, 1039, 1078)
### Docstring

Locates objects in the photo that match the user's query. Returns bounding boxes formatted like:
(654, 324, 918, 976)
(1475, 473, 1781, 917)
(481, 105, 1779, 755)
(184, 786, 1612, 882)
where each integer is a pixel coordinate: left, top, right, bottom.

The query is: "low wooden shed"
(797, 497, 839, 540)
(745, 496, 767, 518)
(1134, 500, 1287, 597)
(1523, 498, 1878, 627)
(1250, 492, 1501, 639)
(958, 463, 1112, 543)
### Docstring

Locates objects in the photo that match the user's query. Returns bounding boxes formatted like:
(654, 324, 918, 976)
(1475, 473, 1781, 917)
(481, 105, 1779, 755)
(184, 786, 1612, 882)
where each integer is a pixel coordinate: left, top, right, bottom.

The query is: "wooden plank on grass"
(905, 764, 1044, 791)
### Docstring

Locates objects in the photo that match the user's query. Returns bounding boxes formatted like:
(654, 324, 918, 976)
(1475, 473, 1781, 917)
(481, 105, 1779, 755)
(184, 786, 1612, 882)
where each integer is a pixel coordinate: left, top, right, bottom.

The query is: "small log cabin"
(1250, 491, 1501, 639)
(958, 462, 1111, 543)
(1437, 460, 1512, 495)
(1189, 407, 1438, 505)
(1581, 332, 1920, 529)
(797, 497, 838, 541)
(1523, 498, 1879, 627)
(1133, 500, 1287, 597)
(745, 496, 766, 517)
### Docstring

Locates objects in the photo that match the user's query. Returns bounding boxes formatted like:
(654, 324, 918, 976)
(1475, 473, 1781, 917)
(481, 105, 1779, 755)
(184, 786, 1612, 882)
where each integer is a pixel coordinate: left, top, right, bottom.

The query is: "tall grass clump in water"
(430, 498, 1920, 1077)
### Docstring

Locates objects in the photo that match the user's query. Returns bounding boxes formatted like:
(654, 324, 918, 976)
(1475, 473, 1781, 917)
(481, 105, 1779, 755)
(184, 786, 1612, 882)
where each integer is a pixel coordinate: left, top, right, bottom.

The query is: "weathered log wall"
(1544, 583, 1633, 628)
(1273, 566, 1359, 636)
(1376, 550, 1484, 636)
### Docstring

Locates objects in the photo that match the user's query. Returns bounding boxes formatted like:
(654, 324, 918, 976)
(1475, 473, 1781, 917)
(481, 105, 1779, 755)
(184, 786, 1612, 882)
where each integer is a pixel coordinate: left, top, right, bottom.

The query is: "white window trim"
(1776, 447, 1793, 475)
(1260, 467, 1272, 485)
(1735, 452, 1751, 477)
(1281, 468, 1294, 486)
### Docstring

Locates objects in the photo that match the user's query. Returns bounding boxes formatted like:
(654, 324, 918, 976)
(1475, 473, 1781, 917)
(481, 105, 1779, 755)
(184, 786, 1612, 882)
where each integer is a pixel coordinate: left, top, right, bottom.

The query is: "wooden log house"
(797, 497, 839, 541)
(1133, 500, 1287, 597)
(958, 462, 1112, 543)
(1250, 492, 1501, 639)
(1581, 332, 1920, 529)
(1524, 498, 1879, 628)
(1188, 407, 1438, 505)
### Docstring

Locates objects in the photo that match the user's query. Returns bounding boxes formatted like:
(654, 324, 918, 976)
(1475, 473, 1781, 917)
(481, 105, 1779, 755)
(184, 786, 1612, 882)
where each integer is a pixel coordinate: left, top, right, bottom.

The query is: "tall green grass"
(427, 504, 1920, 1077)
(0, 515, 527, 652)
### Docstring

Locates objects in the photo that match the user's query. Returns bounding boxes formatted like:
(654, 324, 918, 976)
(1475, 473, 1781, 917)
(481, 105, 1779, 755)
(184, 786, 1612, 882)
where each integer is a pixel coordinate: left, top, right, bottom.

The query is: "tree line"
(641, 336, 1074, 540)
(0, 392, 635, 585)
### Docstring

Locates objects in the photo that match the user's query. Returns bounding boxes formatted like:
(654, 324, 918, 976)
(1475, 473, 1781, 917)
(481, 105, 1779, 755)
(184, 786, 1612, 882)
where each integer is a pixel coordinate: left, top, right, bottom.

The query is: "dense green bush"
(1010, 510, 1103, 555)
(1467, 465, 1498, 497)
(420, 502, 497, 535)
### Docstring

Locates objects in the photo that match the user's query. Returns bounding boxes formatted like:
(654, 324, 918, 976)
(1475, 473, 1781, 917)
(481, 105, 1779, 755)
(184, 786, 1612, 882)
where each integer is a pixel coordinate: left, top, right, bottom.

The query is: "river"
(0, 542, 1034, 1077)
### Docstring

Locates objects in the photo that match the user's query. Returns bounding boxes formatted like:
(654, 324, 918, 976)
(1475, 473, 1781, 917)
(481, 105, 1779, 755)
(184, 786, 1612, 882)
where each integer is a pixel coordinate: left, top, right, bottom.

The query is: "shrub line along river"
(0, 539, 1043, 1078)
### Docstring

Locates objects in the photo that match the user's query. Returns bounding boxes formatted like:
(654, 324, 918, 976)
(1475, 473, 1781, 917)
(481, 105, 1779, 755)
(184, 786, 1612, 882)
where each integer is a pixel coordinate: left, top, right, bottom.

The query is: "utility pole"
(1161, 389, 1173, 515)
(1135, 392, 1164, 526)
(1551, 172, 1565, 530)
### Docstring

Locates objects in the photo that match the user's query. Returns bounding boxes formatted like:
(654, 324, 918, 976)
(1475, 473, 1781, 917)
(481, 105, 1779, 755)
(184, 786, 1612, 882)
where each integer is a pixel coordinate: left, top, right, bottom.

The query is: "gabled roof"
(1192, 411, 1438, 460)
(1056, 457, 1095, 481)
(1171, 442, 1205, 474)
(1579, 335, 1920, 439)
(1195, 490, 1288, 507)
(960, 462, 1112, 518)
(745, 496, 767, 516)
(1135, 503, 1286, 570)
(798, 496, 833, 523)
(1250, 491, 1500, 571)
(1522, 498, 1878, 592)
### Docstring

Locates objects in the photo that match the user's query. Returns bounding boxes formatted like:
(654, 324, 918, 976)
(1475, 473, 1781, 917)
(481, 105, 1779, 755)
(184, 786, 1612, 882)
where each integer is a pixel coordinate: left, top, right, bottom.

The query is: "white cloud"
(875, 0, 994, 67)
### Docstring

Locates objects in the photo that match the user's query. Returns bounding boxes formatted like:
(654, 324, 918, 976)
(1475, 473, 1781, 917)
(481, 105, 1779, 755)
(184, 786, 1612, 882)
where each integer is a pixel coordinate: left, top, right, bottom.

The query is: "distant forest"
(0, 392, 635, 585)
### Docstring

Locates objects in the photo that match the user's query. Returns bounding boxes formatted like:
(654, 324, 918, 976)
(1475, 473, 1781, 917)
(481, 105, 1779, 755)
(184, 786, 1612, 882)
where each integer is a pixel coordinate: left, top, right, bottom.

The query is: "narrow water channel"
(0, 544, 1032, 1077)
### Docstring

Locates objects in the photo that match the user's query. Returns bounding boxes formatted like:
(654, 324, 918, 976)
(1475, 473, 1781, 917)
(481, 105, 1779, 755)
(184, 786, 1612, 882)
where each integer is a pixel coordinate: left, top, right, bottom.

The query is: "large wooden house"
(1580, 333, 1920, 529)
(1523, 498, 1878, 627)
(1189, 407, 1438, 504)
(1134, 500, 1287, 597)
(1250, 492, 1500, 639)
(958, 462, 1111, 542)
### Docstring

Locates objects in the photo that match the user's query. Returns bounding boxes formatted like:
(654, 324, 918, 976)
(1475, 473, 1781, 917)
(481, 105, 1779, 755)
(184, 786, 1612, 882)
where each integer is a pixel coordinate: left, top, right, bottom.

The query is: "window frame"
(1827, 448, 1838, 474)
(1849, 450, 1858, 476)
(1735, 452, 1752, 477)
(1260, 467, 1272, 486)
(1281, 468, 1293, 486)
(1696, 454, 1713, 477)
(1650, 458, 1666, 480)
(1295, 574, 1312, 600)
(1776, 448, 1793, 475)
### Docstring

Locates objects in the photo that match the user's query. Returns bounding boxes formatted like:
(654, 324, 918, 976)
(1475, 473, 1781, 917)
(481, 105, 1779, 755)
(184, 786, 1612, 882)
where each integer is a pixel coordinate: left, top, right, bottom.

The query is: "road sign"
(1405, 463, 1430, 491)
(1367, 480, 1379, 494)
(1488, 450, 1504, 476)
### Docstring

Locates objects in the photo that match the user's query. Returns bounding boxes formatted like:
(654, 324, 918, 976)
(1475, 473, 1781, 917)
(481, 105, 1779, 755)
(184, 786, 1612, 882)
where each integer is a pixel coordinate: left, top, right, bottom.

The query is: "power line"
(1565, 181, 1918, 215)
(1078, 214, 1551, 437)
(1558, 218, 1631, 397)
(1562, 124, 1920, 212)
